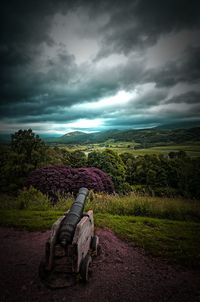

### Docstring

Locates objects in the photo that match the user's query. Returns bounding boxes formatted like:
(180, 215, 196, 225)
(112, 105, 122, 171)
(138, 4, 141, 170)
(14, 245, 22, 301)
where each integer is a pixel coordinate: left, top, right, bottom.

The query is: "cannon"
(39, 187, 99, 288)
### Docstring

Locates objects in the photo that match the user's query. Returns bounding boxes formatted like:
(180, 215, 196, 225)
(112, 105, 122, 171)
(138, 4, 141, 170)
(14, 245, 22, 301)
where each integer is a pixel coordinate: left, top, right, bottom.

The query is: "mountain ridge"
(1, 122, 200, 146)
(61, 131, 88, 137)
(44, 126, 200, 146)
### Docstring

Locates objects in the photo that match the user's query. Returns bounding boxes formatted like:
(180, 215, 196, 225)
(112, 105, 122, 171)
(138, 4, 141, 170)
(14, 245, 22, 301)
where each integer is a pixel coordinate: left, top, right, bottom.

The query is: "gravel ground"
(0, 227, 200, 302)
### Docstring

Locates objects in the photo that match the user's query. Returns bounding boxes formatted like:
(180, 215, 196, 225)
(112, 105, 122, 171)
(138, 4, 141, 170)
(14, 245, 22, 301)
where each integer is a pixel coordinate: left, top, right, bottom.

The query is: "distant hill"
(61, 131, 88, 137)
(44, 126, 200, 146)
(156, 121, 200, 130)
(58, 131, 92, 143)
(1, 125, 200, 147)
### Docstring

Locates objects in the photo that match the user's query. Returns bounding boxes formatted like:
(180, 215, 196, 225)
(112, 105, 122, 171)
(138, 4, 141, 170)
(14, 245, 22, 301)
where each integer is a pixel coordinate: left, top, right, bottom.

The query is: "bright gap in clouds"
(75, 90, 135, 110)
(0, 119, 103, 136)
(93, 90, 134, 107)
(61, 89, 136, 133)
(63, 118, 103, 130)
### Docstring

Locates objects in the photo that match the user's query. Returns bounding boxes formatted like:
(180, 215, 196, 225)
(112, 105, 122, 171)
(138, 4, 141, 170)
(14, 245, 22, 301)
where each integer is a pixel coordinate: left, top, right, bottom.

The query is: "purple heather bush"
(25, 166, 115, 202)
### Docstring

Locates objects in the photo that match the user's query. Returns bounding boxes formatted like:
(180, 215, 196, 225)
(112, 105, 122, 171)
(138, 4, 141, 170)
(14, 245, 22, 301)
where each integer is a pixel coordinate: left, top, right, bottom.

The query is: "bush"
(0, 194, 18, 209)
(16, 186, 51, 210)
(52, 192, 74, 210)
(25, 166, 115, 202)
(88, 149, 126, 191)
(152, 186, 179, 197)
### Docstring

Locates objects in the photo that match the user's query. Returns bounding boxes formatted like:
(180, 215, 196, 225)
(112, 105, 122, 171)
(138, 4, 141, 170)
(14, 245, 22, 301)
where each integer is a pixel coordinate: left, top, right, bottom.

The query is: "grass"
(127, 147, 200, 157)
(0, 192, 200, 268)
(71, 141, 200, 157)
(0, 209, 63, 231)
(86, 194, 200, 221)
(60, 142, 200, 157)
(0, 209, 199, 268)
(95, 214, 200, 268)
(141, 144, 200, 157)
(150, 144, 200, 152)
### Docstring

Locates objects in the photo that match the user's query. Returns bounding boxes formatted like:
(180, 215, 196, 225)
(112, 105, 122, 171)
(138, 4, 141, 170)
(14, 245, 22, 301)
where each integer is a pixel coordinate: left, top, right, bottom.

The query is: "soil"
(0, 227, 200, 302)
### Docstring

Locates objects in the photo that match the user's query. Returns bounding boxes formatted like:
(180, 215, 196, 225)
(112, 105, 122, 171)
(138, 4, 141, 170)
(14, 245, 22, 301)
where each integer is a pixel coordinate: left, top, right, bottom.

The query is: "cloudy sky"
(1, 0, 200, 136)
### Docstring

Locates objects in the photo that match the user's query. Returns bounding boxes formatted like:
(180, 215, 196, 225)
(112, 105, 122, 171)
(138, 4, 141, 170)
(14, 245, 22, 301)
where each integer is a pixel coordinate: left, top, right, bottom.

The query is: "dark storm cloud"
(96, 0, 200, 57)
(0, 0, 200, 133)
(129, 88, 167, 109)
(17, 110, 101, 123)
(104, 116, 164, 129)
(165, 91, 200, 105)
(0, 0, 80, 46)
(0, 1, 55, 72)
(145, 46, 200, 87)
(0, 49, 78, 107)
(0, 50, 146, 119)
(0, 44, 32, 68)
(0, 0, 81, 98)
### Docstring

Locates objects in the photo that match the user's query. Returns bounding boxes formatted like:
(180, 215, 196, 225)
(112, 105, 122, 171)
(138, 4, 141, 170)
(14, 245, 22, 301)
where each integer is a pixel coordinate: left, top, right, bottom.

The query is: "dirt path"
(0, 227, 200, 302)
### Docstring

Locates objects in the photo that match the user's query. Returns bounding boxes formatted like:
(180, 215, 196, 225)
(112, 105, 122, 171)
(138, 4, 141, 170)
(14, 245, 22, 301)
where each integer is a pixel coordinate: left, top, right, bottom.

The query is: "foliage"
(120, 152, 200, 198)
(1, 190, 199, 221)
(67, 150, 87, 167)
(1, 128, 200, 199)
(52, 193, 73, 210)
(45, 147, 66, 165)
(86, 193, 200, 221)
(0, 193, 17, 209)
(0, 129, 48, 192)
(0, 148, 26, 192)
(44, 148, 87, 167)
(25, 166, 115, 201)
(16, 186, 51, 210)
(88, 149, 126, 191)
(11, 129, 46, 167)
(0, 188, 73, 211)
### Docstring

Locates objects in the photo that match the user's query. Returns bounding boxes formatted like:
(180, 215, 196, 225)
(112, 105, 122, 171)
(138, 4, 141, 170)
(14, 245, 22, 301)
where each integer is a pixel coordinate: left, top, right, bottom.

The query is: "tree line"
(0, 129, 199, 198)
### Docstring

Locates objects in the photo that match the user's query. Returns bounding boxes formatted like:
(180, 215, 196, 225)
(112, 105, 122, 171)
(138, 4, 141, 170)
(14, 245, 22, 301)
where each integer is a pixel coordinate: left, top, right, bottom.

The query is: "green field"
(103, 143, 200, 157)
(58, 142, 200, 157)
(141, 144, 200, 157)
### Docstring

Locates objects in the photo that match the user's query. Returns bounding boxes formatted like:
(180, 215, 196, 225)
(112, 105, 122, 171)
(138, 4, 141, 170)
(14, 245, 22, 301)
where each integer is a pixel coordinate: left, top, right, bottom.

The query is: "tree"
(68, 150, 87, 167)
(120, 152, 137, 184)
(0, 129, 48, 192)
(11, 129, 46, 168)
(88, 149, 126, 191)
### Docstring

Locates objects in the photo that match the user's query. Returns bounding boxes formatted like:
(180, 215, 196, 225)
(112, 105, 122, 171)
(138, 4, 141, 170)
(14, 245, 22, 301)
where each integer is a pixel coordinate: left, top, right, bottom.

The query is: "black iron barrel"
(58, 187, 89, 246)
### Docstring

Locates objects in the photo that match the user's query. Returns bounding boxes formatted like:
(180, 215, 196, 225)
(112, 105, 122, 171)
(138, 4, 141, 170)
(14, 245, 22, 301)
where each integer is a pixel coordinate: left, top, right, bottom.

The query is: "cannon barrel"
(58, 187, 89, 246)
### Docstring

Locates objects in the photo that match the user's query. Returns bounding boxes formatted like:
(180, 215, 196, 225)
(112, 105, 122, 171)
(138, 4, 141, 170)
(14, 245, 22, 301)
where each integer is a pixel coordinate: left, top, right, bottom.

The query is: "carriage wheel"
(80, 254, 92, 282)
(91, 235, 99, 256)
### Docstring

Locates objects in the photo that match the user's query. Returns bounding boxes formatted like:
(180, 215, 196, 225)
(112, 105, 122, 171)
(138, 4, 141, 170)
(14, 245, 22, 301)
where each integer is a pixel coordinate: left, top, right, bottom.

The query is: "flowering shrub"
(25, 166, 115, 202)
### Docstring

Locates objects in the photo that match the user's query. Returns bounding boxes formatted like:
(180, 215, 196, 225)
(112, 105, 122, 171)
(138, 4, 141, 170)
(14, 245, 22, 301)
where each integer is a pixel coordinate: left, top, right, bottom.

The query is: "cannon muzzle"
(58, 187, 89, 246)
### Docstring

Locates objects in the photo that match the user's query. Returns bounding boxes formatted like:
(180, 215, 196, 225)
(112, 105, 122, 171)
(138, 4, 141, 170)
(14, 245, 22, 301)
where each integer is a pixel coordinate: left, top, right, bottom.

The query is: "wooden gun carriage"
(39, 188, 99, 288)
